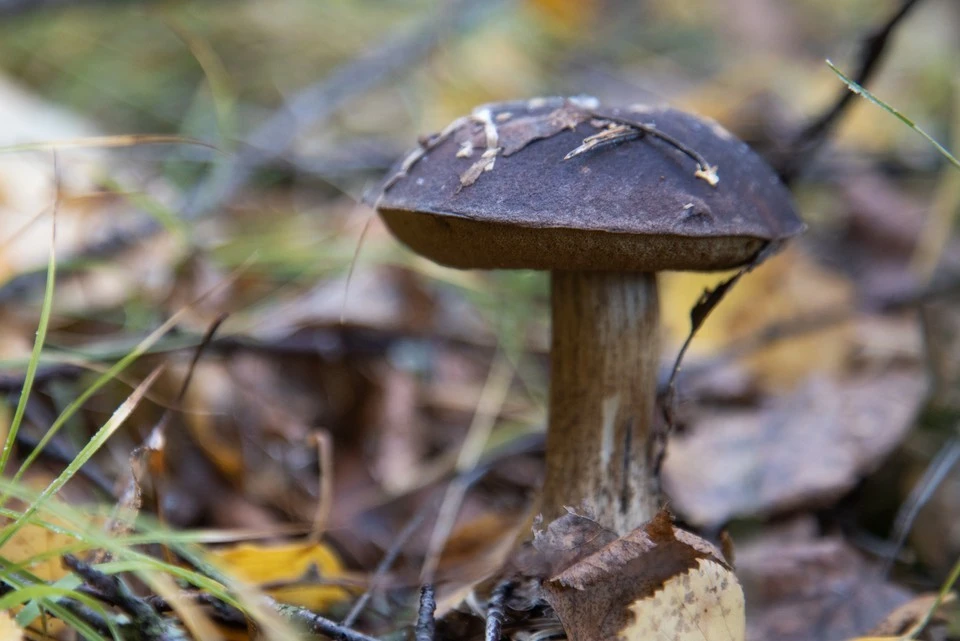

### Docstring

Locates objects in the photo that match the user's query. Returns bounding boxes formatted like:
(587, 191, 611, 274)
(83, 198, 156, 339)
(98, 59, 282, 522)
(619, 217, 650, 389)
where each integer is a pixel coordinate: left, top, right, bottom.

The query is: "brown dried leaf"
(535, 511, 744, 641)
(621, 559, 745, 641)
(863, 592, 955, 638)
(92, 425, 166, 563)
(499, 104, 592, 156)
(525, 510, 616, 578)
(664, 371, 926, 527)
(736, 528, 912, 641)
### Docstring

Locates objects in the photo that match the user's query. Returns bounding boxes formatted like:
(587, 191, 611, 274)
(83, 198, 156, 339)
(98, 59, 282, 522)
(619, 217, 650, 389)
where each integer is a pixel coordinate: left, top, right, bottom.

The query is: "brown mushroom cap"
(374, 97, 804, 272)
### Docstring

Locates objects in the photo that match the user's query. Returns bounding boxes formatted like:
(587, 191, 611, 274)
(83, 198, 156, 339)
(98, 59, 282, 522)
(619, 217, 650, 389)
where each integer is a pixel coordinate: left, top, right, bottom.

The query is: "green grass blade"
(2, 257, 251, 492)
(0, 217, 56, 478)
(828, 60, 960, 171)
(0, 367, 163, 548)
(0, 498, 307, 640)
(905, 553, 960, 639)
(3, 260, 246, 496)
(0, 557, 115, 641)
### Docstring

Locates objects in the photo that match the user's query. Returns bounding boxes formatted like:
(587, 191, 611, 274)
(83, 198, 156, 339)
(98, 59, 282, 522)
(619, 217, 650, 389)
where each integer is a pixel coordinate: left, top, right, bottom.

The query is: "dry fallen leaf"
(664, 370, 926, 527)
(736, 522, 912, 641)
(534, 510, 744, 641)
(211, 540, 350, 611)
(847, 592, 956, 640)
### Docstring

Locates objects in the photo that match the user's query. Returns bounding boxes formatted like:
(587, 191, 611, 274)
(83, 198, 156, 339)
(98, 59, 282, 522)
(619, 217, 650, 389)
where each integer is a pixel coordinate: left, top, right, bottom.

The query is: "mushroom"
(371, 97, 803, 534)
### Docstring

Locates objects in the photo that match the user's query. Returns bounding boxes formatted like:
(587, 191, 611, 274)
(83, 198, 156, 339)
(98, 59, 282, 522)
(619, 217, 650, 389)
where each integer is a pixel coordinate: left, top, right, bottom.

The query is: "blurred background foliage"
(0, 0, 958, 639)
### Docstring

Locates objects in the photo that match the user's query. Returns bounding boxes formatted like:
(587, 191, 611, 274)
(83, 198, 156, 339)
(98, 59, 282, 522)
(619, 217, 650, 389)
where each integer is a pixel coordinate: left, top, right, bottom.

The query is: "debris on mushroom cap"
(562, 123, 640, 161)
(372, 97, 804, 272)
(455, 140, 474, 158)
(392, 97, 725, 192)
(695, 164, 720, 187)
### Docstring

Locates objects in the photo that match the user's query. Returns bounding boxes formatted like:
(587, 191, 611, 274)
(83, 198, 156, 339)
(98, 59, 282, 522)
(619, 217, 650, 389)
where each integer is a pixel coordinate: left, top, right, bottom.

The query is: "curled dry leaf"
(852, 592, 956, 640)
(533, 510, 745, 641)
(664, 370, 926, 527)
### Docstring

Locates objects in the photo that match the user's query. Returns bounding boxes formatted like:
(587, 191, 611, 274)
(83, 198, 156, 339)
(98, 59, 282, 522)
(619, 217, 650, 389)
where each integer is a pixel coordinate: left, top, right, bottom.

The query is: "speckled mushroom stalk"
(372, 97, 803, 536)
(544, 271, 660, 533)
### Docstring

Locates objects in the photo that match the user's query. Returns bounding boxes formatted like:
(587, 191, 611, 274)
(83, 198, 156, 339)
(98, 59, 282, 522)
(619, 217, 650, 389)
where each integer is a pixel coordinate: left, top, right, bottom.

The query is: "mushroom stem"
(542, 271, 660, 534)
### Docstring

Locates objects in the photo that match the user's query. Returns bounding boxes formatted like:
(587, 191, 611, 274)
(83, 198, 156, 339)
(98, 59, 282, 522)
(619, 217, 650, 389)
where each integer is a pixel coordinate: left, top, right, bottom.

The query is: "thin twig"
(274, 602, 382, 641)
(671, 267, 960, 389)
(146, 590, 249, 628)
(565, 109, 720, 186)
(63, 555, 189, 641)
(653, 242, 782, 485)
(309, 430, 335, 542)
(414, 584, 437, 641)
(420, 355, 514, 583)
(54, 598, 115, 636)
(882, 435, 960, 577)
(341, 501, 433, 627)
(99, 314, 227, 562)
(779, 0, 925, 183)
(670, 306, 853, 386)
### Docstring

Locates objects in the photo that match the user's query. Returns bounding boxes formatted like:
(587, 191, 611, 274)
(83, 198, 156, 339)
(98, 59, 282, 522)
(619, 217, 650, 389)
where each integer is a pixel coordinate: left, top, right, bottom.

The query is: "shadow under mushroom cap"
(374, 99, 804, 272)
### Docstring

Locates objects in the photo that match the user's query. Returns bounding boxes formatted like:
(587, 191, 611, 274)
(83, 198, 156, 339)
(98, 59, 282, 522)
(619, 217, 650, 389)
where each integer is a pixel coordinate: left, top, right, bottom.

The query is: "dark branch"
(341, 503, 432, 627)
(484, 581, 512, 641)
(414, 584, 436, 641)
(275, 602, 382, 641)
(778, 0, 924, 184)
(63, 555, 188, 641)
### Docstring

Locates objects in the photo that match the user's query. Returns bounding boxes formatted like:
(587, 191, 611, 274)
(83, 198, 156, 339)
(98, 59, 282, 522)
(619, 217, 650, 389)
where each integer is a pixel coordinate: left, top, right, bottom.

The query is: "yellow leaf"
(0, 523, 77, 584)
(621, 558, 745, 641)
(540, 511, 745, 641)
(211, 541, 349, 611)
(0, 520, 91, 637)
(0, 612, 22, 641)
(660, 246, 854, 391)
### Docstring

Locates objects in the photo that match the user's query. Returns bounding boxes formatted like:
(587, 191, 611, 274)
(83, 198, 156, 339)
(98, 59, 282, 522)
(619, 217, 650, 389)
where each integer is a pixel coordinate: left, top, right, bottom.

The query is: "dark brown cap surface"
(374, 97, 804, 271)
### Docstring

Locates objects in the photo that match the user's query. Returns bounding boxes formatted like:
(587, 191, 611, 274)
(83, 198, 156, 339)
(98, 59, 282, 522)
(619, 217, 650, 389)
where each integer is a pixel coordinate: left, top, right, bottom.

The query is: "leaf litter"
(0, 2, 956, 641)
